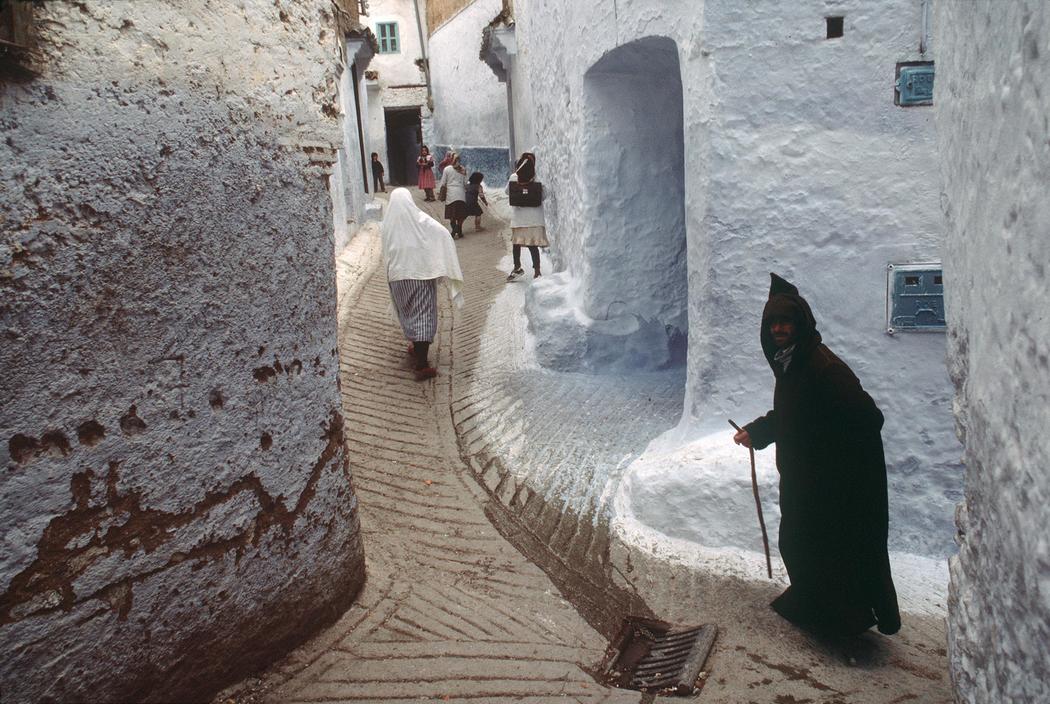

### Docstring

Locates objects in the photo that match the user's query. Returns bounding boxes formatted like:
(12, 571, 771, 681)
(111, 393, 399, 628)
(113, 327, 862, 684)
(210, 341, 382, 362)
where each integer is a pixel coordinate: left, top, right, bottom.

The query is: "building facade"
(427, 0, 511, 183)
(363, 0, 431, 186)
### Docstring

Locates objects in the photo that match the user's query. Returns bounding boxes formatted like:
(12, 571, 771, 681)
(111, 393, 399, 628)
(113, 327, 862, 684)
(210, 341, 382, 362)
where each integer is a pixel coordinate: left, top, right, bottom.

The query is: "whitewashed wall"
(935, 1, 1050, 701)
(510, 0, 960, 557)
(0, 3, 365, 701)
(365, 81, 387, 165)
(334, 47, 374, 252)
(507, 36, 537, 160)
(428, 0, 509, 148)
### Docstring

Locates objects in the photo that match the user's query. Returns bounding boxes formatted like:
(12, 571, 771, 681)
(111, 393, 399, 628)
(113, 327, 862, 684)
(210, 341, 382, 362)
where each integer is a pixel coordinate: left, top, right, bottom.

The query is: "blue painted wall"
(433, 146, 511, 187)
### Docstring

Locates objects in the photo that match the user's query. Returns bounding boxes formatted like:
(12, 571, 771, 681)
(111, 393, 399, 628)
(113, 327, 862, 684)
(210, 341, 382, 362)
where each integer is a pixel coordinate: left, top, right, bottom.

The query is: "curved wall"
(0, 3, 365, 701)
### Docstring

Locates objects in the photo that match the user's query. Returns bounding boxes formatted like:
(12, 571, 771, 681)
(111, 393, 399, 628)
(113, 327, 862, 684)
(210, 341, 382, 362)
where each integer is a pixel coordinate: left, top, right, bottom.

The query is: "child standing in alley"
(506, 151, 549, 281)
(465, 172, 488, 232)
(371, 152, 386, 193)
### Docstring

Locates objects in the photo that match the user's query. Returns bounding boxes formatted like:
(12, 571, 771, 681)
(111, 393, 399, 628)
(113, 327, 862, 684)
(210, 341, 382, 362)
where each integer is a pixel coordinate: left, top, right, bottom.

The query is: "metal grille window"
(376, 21, 399, 53)
(886, 263, 945, 333)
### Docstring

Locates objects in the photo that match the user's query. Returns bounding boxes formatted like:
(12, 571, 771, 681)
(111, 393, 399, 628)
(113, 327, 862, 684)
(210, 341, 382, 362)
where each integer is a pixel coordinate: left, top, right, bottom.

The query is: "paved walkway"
(216, 196, 642, 703)
(218, 191, 953, 703)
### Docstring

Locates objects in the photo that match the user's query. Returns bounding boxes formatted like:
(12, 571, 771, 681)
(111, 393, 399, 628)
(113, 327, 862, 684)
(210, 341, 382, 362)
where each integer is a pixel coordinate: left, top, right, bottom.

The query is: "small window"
(826, 16, 844, 39)
(376, 21, 399, 53)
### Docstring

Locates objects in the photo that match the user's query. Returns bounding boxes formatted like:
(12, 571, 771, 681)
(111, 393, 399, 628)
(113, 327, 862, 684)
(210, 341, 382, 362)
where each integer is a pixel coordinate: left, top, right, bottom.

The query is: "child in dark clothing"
(465, 172, 488, 231)
(371, 152, 386, 193)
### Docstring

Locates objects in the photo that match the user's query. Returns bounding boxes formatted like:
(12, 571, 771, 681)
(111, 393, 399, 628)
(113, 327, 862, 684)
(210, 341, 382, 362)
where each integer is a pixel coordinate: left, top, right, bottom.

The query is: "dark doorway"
(384, 107, 422, 186)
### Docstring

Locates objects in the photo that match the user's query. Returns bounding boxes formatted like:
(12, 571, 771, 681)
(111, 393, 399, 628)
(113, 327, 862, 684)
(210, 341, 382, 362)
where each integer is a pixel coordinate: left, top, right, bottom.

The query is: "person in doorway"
(733, 273, 901, 637)
(381, 188, 464, 381)
(437, 152, 469, 239)
(506, 151, 549, 281)
(417, 146, 436, 201)
(371, 152, 386, 193)
(465, 172, 488, 231)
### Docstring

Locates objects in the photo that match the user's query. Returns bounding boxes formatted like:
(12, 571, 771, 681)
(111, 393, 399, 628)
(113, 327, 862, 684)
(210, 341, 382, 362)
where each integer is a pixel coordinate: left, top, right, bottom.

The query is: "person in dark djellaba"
(733, 273, 901, 637)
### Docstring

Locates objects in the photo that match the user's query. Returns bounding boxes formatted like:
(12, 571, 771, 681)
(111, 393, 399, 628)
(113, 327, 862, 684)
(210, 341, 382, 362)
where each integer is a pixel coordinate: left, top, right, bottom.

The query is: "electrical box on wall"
(896, 62, 935, 106)
(886, 263, 945, 334)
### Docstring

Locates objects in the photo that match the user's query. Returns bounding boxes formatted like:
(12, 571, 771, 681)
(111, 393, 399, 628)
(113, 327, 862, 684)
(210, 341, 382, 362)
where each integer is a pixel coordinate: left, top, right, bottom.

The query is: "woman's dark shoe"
(414, 367, 437, 381)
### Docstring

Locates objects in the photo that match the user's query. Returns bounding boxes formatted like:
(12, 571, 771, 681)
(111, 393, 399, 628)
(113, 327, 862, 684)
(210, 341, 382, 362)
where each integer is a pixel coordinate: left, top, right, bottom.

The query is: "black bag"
(509, 181, 542, 207)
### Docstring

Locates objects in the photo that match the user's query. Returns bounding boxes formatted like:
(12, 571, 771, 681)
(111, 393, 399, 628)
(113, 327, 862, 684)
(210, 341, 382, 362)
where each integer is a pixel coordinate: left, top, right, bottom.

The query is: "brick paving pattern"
(216, 197, 642, 703)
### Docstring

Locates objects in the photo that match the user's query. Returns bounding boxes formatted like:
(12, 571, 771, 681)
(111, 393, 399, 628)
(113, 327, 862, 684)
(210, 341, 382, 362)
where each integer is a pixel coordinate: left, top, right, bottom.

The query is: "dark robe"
(745, 274, 901, 637)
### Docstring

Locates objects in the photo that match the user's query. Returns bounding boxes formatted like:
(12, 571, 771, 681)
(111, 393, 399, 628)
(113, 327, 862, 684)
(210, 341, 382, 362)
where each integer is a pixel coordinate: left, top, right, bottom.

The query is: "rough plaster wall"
(334, 55, 371, 252)
(428, 0, 509, 149)
(0, 2, 365, 702)
(580, 37, 686, 363)
(511, 0, 960, 556)
(365, 82, 388, 168)
(935, 2, 1050, 701)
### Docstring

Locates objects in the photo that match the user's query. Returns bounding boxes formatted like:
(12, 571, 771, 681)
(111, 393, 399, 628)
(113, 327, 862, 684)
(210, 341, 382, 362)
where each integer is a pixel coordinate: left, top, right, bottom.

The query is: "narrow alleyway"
(218, 191, 952, 703)
(216, 194, 643, 703)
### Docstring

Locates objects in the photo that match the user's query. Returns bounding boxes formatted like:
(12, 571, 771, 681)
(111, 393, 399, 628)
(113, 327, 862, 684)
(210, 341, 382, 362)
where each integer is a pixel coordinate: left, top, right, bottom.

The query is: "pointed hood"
(760, 272, 821, 375)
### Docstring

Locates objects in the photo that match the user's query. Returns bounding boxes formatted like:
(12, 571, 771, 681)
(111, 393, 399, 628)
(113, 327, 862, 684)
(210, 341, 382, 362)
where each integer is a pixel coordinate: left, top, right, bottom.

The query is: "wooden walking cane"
(729, 419, 773, 578)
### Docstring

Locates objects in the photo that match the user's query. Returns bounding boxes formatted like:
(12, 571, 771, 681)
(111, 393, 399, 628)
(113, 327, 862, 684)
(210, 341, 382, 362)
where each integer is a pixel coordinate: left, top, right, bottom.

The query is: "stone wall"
(0, 2, 365, 702)
(935, 2, 1050, 701)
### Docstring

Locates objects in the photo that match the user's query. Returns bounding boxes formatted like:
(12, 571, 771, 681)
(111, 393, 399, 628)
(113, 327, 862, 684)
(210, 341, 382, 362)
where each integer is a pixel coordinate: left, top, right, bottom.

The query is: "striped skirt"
(388, 278, 438, 342)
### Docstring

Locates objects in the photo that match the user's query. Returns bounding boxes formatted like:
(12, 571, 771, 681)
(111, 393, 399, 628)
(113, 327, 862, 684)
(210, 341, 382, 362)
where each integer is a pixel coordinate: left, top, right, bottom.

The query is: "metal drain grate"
(600, 618, 718, 695)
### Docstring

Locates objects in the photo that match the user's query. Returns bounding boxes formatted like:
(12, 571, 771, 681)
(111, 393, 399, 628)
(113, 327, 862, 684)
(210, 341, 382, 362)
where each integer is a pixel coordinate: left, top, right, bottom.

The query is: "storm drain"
(599, 618, 718, 696)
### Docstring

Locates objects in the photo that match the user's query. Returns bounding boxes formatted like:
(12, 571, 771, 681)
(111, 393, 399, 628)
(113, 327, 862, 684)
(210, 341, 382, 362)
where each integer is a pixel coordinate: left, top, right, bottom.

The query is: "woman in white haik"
(381, 188, 464, 380)
(506, 151, 549, 281)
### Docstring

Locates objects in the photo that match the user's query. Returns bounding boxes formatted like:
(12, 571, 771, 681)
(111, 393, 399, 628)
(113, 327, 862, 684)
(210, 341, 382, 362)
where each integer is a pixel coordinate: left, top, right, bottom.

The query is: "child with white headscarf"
(381, 188, 464, 380)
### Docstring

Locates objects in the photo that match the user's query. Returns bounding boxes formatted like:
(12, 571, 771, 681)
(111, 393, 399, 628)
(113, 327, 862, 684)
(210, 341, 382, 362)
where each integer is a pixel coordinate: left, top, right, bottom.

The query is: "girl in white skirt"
(506, 151, 549, 281)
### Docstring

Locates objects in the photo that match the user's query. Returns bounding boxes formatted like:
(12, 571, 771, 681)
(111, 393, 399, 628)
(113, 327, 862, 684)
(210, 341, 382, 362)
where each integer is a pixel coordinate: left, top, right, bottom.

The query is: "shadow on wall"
(528, 35, 689, 374)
